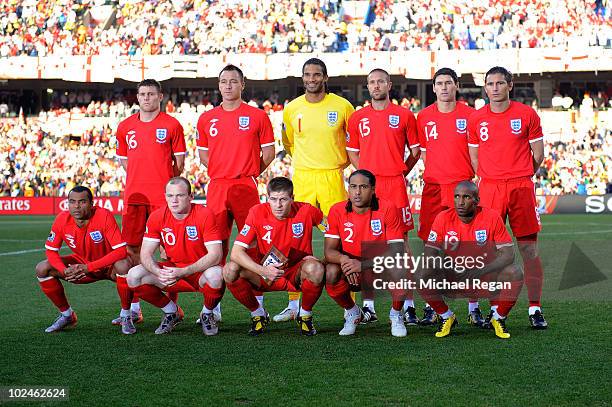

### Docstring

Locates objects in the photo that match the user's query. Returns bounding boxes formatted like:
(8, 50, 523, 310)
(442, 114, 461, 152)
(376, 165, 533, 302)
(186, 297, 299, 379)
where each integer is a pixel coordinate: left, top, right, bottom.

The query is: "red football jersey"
(196, 103, 275, 180)
(143, 204, 221, 268)
(234, 202, 323, 266)
(346, 104, 419, 176)
(116, 112, 186, 206)
(426, 206, 513, 260)
(45, 207, 126, 264)
(467, 101, 543, 179)
(325, 199, 404, 258)
(417, 102, 476, 184)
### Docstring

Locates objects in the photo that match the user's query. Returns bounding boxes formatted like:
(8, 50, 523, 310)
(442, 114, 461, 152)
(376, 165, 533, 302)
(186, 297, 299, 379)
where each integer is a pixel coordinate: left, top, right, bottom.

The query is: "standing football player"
(196, 64, 276, 319)
(346, 68, 420, 325)
(115, 79, 187, 324)
(36, 186, 132, 334)
(223, 177, 326, 336)
(467, 66, 547, 329)
(416, 68, 482, 327)
(277, 57, 355, 322)
(127, 177, 224, 335)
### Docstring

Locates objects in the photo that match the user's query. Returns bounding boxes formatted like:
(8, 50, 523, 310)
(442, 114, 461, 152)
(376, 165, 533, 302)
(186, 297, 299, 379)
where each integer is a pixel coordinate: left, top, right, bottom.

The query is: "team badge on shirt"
(186, 226, 198, 241)
(456, 119, 467, 133)
(510, 119, 522, 134)
(240, 225, 250, 236)
(370, 219, 382, 236)
(475, 230, 487, 245)
(239, 116, 250, 131)
(327, 111, 338, 126)
(292, 222, 304, 238)
(47, 231, 55, 242)
(388, 115, 400, 129)
(89, 231, 104, 243)
(156, 129, 167, 143)
(427, 231, 437, 242)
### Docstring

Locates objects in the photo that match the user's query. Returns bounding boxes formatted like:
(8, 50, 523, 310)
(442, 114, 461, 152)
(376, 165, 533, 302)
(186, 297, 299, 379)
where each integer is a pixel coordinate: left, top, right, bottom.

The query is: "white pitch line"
(539, 229, 612, 236)
(0, 248, 45, 257)
(0, 239, 44, 242)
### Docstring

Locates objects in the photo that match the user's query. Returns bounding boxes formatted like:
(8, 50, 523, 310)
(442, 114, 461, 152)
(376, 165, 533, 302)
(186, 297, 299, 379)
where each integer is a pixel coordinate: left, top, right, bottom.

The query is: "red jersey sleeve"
(527, 108, 544, 143)
(104, 211, 127, 250)
(258, 112, 275, 148)
(346, 114, 360, 152)
(324, 204, 341, 239)
(405, 110, 419, 149)
(196, 114, 209, 150)
(143, 211, 162, 243)
(491, 213, 513, 248)
(201, 208, 222, 245)
(234, 207, 257, 248)
(45, 216, 64, 252)
(115, 121, 127, 158)
(384, 204, 404, 242)
(467, 114, 479, 147)
(171, 121, 186, 155)
(416, 114, 427, 151)
(426, 213, 445, 250)
(309, 204, 324, 228)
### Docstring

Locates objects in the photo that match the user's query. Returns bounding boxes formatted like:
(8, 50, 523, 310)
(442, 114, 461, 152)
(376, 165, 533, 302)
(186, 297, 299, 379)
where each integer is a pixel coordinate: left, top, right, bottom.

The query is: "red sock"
(326, 279, 355, 309)
(416, 286, 448, 315)
(167, 291, 179, 303)
(132, 294, 139, 304)
(300, 279, 323, 312)
(252, 289, 263, 297)
(524, 256, 543, 307)
(496, 279, 524, 318)
(227, 278, 259, 312)
(39, 277, 69, 312)
(201, 283, 225, 310)
(115, 275, 133, 310)
(137, 284, 170, 309)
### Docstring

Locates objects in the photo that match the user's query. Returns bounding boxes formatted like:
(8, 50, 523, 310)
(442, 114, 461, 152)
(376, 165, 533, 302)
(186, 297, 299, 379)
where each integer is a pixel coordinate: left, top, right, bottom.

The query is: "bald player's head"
(454, 181, 479, 217)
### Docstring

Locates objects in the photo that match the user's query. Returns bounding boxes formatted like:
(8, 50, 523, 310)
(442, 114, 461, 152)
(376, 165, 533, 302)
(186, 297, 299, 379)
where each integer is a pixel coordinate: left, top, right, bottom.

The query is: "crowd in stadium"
(1, 102, 610, 198)
(1, 0, 609, 57)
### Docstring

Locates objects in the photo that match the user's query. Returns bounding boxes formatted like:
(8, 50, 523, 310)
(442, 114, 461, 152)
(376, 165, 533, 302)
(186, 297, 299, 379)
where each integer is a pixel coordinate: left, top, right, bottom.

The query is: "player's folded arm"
(230, 242, 265, 276)
(476, 245, 515, 278)
(45, 248, 69, 276)
(140, 238, 163, 276)
(183, 240, 223, 275)
(323, 233, 345, 265)
(85, 243, 127, 272)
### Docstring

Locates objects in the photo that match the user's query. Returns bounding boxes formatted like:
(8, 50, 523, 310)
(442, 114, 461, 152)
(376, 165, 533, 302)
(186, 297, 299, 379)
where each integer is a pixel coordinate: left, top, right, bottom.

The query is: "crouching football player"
(36, 186, 132, 333)
(324, 170, 409, 337)
(417, 181, 523, 339)
(127, 177, 224, 335)
(224, 177, 325, 336)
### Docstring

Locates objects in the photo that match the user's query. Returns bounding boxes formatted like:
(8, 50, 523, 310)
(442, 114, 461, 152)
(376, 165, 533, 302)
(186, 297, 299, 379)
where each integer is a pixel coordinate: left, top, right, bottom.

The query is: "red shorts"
(375, 175, 414, 232)
(478, 177, 541, 237)
(122, 203, 162, 247)
(207, 177, 260, 240)
(253, 258, 308, 292)
(418, 182, 460, 241)
(158, 261, 203, 293)
(60, 255, 113, 284)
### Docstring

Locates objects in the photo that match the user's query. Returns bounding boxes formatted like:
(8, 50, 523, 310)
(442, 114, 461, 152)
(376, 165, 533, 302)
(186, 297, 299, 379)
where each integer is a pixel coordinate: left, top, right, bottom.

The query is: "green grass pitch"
(0, 214, 611, 406)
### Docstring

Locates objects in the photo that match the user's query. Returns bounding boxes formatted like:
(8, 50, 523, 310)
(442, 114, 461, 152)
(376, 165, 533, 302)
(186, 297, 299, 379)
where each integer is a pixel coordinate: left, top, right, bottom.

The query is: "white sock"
(346, 304, 360, 316)
(403, 299, 415, 309)
(250, 306, 266, 317)
(390, 308, 402, 318)
(256, 296, 264, 307)
(528, 306, 541, 315)
(440, 310, 454, 320)
(363, 300, 375, 312)
(61, 307, 73, 317)
(120, 308, 131, 317)
(288, 299, 299, 310)
(468, 301, 479, 313)
(213, 303, 222, 313)
(493, 310, 505, 320)
(299, 307, 311, 317)
(161, 301, 178, 314)
(130, 301, 141, 313)
(202, 305, 213, 314)
(490, 305, 498, 313)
